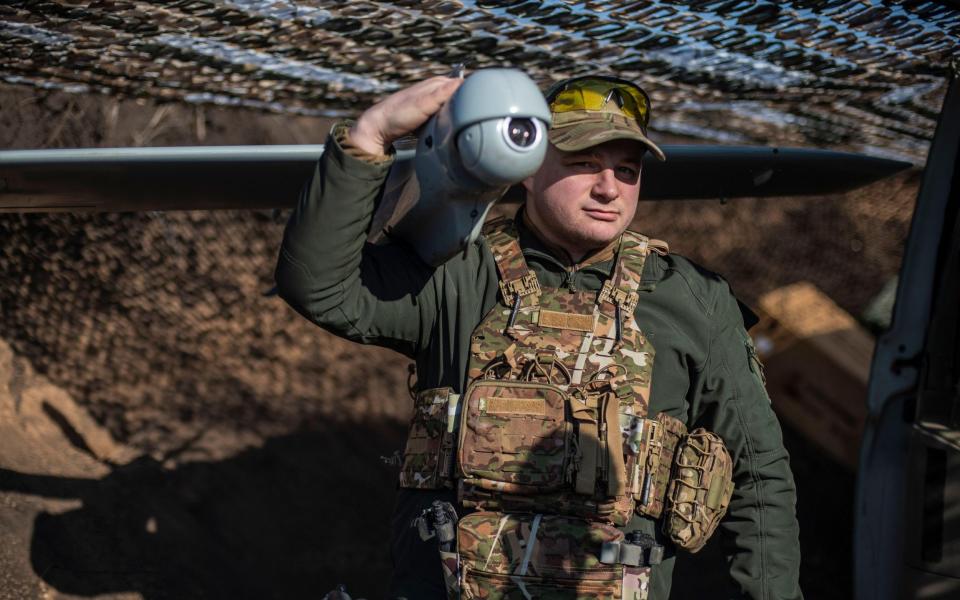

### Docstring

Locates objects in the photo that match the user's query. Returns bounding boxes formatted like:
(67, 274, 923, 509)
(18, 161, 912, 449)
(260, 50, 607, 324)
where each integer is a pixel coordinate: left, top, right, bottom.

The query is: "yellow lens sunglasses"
(546, 76, 651, 127)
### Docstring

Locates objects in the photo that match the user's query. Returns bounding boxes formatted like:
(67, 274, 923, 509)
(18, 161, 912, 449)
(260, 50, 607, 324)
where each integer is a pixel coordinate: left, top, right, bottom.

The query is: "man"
(276, 72, 802, 599)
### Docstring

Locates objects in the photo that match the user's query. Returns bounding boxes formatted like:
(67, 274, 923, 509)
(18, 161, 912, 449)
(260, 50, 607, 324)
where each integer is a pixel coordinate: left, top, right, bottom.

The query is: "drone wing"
(0, 145, 910, 212)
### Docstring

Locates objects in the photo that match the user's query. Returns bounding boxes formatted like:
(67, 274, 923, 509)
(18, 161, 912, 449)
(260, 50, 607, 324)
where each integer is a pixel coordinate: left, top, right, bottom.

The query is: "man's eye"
(565, 160, 598, 171)
(617, 166, 639, 178)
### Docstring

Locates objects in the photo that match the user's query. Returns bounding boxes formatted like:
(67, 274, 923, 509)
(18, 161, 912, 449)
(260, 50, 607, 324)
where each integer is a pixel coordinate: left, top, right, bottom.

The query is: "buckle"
(600, 535, 664, 567)
(598, 281, 639, 315)
(499, 272, 541, 302)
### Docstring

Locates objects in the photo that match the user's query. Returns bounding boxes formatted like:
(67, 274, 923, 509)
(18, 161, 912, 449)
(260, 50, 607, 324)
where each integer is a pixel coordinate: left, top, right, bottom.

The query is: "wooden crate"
(751, 282, 875, 469)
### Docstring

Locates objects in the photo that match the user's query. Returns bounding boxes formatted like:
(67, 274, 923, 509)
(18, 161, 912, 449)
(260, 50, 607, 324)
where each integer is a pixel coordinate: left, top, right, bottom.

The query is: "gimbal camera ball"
(390, 68, 551, 266)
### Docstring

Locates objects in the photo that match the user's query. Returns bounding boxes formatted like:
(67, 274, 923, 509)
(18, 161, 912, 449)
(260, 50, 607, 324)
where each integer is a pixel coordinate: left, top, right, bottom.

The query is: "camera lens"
(507, 119, 536, 147)
(503, 117, 540, 151)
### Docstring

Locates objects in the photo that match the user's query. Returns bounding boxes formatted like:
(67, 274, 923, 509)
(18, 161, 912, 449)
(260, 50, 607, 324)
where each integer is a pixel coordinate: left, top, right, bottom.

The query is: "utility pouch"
(458, 378, 639, 525)
(570, 388, 629, 498)
(662, 429, 734, 552)
(458, 380, 570, 492)
(633, 412, 687, 519)
(400, 387, 459, 489)
(457, 512, 653, 600)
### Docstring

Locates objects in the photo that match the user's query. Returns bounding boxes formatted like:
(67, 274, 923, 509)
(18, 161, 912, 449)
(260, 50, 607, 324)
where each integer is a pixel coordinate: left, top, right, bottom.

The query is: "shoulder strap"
(648, 238, 669, 256)
(483, 217, 541, 307)
(598, 231, 650, 320)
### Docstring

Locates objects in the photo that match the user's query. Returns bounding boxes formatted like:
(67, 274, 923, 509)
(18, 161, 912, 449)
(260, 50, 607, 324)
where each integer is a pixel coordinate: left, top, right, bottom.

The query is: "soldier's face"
(522, 140, 643, 259)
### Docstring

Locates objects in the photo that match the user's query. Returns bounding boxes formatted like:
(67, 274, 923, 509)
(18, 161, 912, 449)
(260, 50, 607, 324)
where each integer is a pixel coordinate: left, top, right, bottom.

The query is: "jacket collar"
(513, 205, 661, 289)
(516, 206, 618, 276)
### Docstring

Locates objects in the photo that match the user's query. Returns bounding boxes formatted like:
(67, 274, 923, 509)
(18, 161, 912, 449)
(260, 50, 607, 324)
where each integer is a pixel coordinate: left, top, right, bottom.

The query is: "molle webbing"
(401, 221, 662, 522)
(456, 512, 652, 599)
(484, 218, 541, 308)
(454, 220, 658, 526)
(599, 232, 649, 328)
(633, 412, 688, 519)
(485, 218, 651, 316)
(399, 387, 459, 489)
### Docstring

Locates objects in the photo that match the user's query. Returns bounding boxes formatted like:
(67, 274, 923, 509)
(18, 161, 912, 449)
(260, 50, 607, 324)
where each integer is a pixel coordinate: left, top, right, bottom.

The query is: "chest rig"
(400, 219, 734, 600)
(457, 219, 656, 527)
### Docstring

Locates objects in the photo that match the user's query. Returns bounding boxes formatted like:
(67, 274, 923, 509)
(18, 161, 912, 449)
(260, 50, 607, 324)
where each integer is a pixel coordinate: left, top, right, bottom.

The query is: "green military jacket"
(275, 127, 802, 600)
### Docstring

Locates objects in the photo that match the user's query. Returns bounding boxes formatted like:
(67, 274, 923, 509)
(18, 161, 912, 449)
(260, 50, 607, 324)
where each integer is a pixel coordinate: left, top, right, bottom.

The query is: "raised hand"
(348, 75, 464, 157)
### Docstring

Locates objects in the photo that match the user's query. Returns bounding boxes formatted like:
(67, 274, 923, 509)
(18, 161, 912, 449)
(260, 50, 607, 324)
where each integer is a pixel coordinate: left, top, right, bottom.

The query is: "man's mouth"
(583, 208, 619, 222)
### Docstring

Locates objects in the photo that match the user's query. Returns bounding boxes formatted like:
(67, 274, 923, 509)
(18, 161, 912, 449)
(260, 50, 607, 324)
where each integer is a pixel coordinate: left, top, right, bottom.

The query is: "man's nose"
(592, 168, 619, 201)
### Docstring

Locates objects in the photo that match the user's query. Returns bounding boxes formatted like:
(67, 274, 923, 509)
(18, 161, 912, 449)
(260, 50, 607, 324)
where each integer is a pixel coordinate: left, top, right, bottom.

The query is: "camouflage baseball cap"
(545, 75, 666, 161)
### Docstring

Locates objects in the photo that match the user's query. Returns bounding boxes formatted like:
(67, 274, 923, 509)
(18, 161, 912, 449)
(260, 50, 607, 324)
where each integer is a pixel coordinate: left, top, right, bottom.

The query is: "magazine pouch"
(662, 429, 734, 552)
(633, 412, 687, 519)
(400, 387, 458, 489)
(457, 512, 653, 600)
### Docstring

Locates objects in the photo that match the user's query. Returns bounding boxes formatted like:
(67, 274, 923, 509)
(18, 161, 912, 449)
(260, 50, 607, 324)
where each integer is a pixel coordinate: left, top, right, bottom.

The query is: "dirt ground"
(0, 82, 924, 599)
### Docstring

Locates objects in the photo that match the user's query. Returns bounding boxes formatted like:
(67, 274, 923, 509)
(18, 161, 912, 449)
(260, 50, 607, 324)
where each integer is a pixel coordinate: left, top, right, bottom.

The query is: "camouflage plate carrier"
(400, 218, 734, 599)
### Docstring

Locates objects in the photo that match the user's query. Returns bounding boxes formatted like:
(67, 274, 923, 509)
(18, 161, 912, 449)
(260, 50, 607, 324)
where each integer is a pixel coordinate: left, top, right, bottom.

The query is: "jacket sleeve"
(692, 283, 803, 600)
(274, 123, 440, 358)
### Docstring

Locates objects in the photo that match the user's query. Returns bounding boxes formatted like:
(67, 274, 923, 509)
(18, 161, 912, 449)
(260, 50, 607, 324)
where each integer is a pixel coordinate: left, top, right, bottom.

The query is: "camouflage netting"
(0, 2, 946, 597)
(0, 90, 412, 461)
(0, 84, 922, 461)
(2, 0, 958, 162)
(0, 209, 414, 457)
(0, 87, 918, 597)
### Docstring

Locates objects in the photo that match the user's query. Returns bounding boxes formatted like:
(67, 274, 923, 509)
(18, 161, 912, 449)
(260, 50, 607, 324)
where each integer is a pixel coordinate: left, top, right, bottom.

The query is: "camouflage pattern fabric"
(662, 429, 735, 553)
(400, 387, 456, 489)
(439, 550, 461, 598)
(486, 219, 542, 308)
(597, 232, 648, 331)
(457, 380, 569, 490)
(474, 220, 654, 404)
(633, 413, 687, 520)
(398, 220, 732, 598)
(461, 219, 656, 526)
(459, 480, 635, 527)
(457, 512, 650, 599)
(550, 111, 666, 162)
(620, 566, 650, 600)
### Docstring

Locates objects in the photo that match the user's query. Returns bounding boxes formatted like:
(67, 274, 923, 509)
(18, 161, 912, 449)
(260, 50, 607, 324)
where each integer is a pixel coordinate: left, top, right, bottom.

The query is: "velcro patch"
(538, 309, 594, 332)
(483, 397, 546, 416)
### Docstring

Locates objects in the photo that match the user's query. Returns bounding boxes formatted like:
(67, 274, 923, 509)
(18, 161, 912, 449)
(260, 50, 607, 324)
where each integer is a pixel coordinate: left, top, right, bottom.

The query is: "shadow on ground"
(0, 420, 407, 600)
(3, 416, 851, 600)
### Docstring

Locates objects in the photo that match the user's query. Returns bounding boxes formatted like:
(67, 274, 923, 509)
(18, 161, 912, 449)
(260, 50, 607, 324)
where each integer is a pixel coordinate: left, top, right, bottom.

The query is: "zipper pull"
(566, 268, 578, 292)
